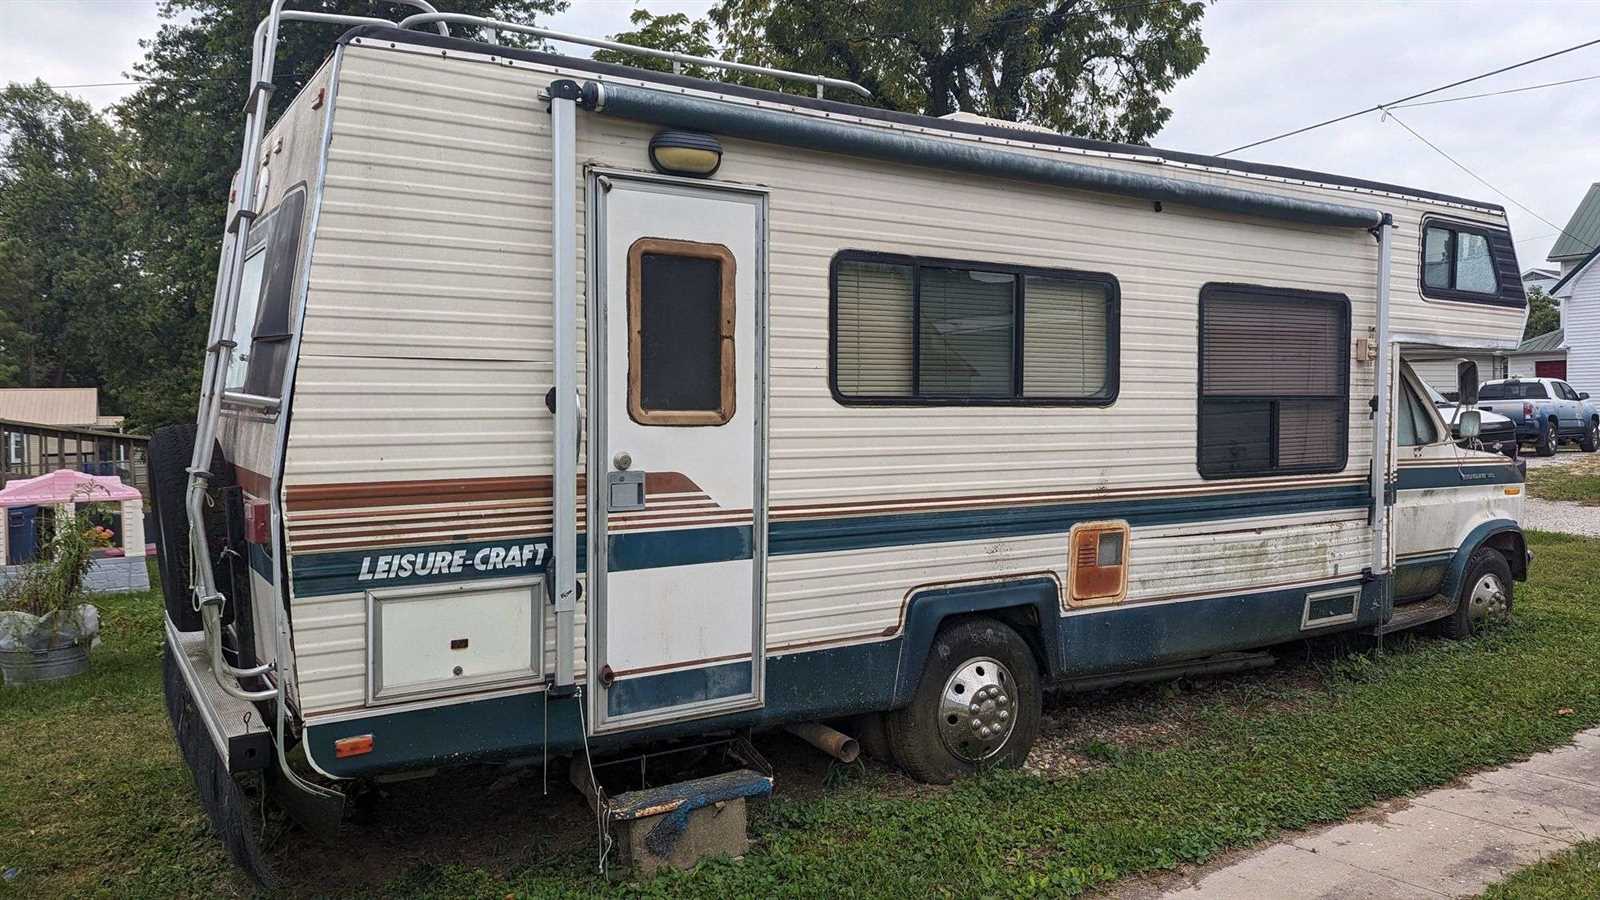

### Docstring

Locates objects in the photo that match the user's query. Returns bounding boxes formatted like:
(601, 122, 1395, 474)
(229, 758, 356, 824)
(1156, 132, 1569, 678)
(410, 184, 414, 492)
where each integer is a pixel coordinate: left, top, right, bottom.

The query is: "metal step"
(1372, 594, 1457, 636)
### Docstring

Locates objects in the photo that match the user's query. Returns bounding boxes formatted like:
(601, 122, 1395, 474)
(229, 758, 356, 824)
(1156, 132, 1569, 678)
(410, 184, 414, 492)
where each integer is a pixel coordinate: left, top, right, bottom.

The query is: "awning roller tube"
(571, 80, 1385, 230)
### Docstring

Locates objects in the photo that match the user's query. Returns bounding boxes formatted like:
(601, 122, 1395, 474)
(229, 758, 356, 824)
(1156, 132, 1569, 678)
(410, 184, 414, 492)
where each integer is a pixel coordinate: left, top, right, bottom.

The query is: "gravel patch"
(1523, 497, 1600, 537)
(1524, 449, 1595, 470)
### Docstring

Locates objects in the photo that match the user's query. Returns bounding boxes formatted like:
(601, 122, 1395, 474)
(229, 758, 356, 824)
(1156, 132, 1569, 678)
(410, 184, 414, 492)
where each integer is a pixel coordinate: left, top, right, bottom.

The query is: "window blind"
(834, 259, 914, 396)
(1024, 274, 1110, 398)
(1198, 286, 1348, 478)
(832, 252, 1118, 404)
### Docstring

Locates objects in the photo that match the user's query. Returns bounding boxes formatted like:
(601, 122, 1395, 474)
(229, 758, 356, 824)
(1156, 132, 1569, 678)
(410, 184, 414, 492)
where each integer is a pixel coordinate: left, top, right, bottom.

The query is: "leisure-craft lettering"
(356, 543, 548, 582)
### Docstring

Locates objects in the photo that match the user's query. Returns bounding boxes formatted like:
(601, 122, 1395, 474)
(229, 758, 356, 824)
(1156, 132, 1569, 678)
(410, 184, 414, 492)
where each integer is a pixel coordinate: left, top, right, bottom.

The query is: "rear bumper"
(165, 618, 273, 773)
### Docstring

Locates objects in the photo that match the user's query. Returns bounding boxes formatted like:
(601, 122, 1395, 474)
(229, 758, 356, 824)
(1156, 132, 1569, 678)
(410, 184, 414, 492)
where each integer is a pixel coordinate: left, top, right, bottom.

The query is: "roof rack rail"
(395, 12, 873, 99)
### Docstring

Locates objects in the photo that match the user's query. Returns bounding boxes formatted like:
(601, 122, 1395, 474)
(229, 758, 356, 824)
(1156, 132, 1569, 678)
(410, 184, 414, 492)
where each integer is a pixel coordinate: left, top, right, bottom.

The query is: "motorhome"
(156, 2, 1531, 879)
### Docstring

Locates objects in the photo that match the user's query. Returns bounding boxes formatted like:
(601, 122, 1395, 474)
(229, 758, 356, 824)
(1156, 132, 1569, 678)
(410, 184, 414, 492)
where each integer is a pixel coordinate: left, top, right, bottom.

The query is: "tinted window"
(1479, 381, 1548, 400)
(1423, 227, 1451, 290)
(1397, 379, 1438, 447)
(628, 238, 735, 426)
(1198, 284, 1349, 478)
(918, 268, 1015, 396)
(1421, 222, 1503, 298)
(240, 188, 306, 398)
(1455, 232, 1497, 293)
(832, 252, 1117, 404)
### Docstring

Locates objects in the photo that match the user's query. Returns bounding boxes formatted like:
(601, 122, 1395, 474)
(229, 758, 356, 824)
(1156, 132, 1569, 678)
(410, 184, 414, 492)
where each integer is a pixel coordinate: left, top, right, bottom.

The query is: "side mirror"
(1457, 409, 1482, 440)
(1583, 392, 1591, 400)
(1457, 360, 1480, 406)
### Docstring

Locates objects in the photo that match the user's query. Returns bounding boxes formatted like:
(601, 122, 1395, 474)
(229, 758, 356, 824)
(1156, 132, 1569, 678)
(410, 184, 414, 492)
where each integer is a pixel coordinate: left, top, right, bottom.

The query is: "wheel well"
(942, 606, 1052, 678)
(1482, 531, 1528, 582)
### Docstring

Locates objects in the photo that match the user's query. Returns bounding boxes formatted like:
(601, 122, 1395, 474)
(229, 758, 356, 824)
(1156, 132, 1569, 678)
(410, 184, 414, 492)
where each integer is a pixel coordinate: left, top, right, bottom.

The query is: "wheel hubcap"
(937, 656, 1017, 762)
(1468, 573, 1509, 626)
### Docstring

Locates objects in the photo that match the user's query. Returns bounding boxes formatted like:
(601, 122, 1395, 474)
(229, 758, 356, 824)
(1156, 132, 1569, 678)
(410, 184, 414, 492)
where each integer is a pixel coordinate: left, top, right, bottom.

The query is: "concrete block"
(614, 796, 749, 876)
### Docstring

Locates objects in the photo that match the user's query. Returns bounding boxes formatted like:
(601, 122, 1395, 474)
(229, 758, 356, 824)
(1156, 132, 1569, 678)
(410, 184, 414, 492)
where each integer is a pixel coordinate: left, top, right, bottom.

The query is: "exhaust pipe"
(785, 722, 860, 763)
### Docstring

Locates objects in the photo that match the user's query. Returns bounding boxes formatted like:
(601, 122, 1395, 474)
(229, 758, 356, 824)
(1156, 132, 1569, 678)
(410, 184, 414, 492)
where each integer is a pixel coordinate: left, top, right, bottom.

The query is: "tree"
(0, 82, 130, 392)
(1523, 286, 1559, 342)
(597, 0, 1209, 143)
(111, 0, 566, 428)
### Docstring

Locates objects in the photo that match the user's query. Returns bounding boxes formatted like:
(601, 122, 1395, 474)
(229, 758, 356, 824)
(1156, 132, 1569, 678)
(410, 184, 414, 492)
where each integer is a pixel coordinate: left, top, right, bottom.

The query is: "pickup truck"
(1421, 379, 1518, 458)
(1477, 377, 1600, 456)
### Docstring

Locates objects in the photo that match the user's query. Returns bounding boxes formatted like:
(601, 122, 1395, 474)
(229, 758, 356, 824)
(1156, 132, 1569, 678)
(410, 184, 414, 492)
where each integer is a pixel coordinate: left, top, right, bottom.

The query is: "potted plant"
(0, 506, 107, 685)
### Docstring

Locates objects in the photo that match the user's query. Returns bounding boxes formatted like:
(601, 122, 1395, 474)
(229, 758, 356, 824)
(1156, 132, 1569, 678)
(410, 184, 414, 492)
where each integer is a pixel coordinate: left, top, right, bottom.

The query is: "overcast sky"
(2, 0, 1594, 266)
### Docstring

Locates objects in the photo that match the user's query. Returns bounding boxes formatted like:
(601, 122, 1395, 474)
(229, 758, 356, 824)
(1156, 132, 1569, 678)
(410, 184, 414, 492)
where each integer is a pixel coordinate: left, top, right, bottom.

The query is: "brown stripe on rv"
(284, 472, 704, 511)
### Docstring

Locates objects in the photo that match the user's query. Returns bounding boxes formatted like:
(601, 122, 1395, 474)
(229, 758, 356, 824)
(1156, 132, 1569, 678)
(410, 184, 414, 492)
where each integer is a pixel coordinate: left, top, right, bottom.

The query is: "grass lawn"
(4, 534, 1600, 897)
(1480, 840, 1600, 899)
(1526, 455, 1600, 504)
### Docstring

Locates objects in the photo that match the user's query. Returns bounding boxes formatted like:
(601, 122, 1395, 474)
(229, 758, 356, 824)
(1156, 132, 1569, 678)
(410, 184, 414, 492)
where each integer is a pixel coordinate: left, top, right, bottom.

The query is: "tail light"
(1524, 402, 1534, 418)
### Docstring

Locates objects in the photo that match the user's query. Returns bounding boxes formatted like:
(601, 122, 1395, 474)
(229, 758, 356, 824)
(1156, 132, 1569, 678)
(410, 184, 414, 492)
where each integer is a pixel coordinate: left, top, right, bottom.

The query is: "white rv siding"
(1406, 354, 1504, 392)
(279, 43, 1523, 719)
(1564, 265, 1600, 398)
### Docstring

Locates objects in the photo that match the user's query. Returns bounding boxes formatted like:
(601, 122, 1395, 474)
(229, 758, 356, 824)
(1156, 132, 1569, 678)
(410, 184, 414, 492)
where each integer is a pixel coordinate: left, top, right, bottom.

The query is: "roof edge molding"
(572, 80, 1386, 230)
(337, 26, 1507, 214)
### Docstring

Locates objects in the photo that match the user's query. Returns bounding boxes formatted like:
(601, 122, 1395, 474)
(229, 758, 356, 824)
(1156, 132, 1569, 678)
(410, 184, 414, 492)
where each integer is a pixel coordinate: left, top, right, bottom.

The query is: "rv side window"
(226, 186, 306, 397)
(1396, 379, 1438, 446)
(628, 237, 736, 426)
(1420, 220, 1510, 302)
(1197, 284, 1350, 479)
(225, 249, 268, 391)
(830, 251, 1118, 405)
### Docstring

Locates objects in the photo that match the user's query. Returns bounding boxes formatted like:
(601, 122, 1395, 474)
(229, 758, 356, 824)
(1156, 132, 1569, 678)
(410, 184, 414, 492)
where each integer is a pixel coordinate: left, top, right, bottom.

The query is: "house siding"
(1566, 264, 1600, 398)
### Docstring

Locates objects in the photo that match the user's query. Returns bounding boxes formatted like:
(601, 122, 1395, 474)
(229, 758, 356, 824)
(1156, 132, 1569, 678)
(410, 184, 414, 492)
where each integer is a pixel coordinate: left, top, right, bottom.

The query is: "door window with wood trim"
(627, 237, 736, 426)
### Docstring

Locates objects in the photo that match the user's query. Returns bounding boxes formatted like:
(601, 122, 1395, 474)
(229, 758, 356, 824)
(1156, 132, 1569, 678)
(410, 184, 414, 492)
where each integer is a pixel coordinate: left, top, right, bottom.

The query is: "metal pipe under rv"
(1372, 215, 1396, 580)
(549, 83, 579, 691)
(572, 81, 1387, 230)
(397, 12, 873, 99)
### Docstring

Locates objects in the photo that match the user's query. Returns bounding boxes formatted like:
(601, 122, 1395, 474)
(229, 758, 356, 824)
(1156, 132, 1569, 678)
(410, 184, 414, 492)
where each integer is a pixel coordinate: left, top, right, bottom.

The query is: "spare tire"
(149, 424, 235, 631)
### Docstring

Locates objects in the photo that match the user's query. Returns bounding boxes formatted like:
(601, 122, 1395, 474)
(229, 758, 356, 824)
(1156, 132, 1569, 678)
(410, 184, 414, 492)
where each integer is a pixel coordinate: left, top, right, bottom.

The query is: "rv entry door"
(589, 173, 766, 731)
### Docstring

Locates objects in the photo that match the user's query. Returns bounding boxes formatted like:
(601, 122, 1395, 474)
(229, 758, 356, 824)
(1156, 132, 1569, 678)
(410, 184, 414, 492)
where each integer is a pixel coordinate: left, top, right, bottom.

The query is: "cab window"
(1397, 379, 1438, 446)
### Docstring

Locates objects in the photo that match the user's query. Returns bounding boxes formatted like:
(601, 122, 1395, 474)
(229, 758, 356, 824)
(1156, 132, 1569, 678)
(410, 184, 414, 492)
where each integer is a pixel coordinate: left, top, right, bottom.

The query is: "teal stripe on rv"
(287, 467, 1518, 599)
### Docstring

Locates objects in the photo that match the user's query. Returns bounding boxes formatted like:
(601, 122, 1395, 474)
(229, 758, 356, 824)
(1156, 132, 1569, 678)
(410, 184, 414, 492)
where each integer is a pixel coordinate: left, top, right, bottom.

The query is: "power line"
(1219, 34, 1600, 156)
(1389, 72, 1600, 110)
(1377, 107, 1586, 250)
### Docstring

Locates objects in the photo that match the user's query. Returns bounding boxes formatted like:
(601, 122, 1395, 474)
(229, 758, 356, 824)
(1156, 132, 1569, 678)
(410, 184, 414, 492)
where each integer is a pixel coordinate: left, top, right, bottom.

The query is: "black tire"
(1582, 419, 1599, 453)
(164, 643, 276, 886)
(850, 713, 892, 762)
(150, 425, 202, 631)
(886, 619, 1042, 784)
(1536, 422, 1557, 457)
(1440, 548, 1514, 639)
(150, 425, 238, 632)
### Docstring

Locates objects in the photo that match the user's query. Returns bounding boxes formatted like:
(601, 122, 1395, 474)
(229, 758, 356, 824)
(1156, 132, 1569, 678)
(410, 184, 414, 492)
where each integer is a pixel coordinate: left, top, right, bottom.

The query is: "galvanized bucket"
(0, 644, 90, 685)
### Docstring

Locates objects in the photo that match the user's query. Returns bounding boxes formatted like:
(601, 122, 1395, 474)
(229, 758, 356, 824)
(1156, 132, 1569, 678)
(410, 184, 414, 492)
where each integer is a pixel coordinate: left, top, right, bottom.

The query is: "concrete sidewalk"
(1117, 728, 1600, 899)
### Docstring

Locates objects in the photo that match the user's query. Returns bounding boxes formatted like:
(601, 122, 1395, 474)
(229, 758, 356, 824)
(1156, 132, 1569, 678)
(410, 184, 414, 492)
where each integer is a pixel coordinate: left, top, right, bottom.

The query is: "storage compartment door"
(367, 577, 543, 704)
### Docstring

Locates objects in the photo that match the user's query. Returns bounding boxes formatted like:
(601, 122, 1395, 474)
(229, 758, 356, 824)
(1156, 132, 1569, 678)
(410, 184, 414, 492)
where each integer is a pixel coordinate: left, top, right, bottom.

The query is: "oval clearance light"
(648, 130, 723, 177)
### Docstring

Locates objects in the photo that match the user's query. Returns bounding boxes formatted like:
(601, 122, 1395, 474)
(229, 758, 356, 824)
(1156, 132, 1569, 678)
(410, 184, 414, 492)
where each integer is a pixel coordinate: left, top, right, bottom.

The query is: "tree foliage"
(0, 82, 130, 393)
(598, 0, 1209, 143)
(1523, 286, 1560, 342)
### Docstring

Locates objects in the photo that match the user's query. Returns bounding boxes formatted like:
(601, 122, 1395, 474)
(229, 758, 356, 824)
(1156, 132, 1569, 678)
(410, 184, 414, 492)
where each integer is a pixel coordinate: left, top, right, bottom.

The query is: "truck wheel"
(886, 619, 1042, 784)
(1583, 419, 1599, 453)
(1440, 548, 1513, 639)
(1536, 423, 1557, 457)
(150, 425, 236, 632)
(150, 425, 202, 631)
